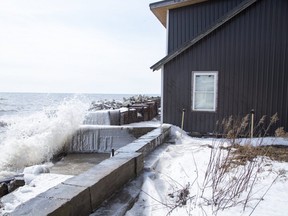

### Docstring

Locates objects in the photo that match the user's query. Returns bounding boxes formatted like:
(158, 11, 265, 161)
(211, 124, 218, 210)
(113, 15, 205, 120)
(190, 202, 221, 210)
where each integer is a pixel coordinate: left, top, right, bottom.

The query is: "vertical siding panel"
(256, 1, 265, 120)
(246, 9, 253, 113)
(284, 41, 288, 129)
(254, 8, 259, 118)
(267, 0, 274, 118)
(252, 5, 259, 115)
(224, 24, 231, 116)
(216, 30, 223, 123)
(239, 14, 244, 115)
(232, 20, 240, 115)
(280, 0, 288, 129)
(270, 2, 278, 120)
(263, 0, 271, 117)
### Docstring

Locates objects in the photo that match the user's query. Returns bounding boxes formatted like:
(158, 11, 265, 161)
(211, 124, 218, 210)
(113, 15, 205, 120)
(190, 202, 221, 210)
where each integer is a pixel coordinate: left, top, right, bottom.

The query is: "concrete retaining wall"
(67, 126, 155, 153)
(117, 124, 171, 157)
(10, 124, 171, 216)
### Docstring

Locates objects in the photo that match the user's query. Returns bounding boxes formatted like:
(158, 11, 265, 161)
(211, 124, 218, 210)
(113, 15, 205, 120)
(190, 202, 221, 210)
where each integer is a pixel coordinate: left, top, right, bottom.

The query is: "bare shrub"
(201, 141, 262, 214)
(168, 183, 191, 207)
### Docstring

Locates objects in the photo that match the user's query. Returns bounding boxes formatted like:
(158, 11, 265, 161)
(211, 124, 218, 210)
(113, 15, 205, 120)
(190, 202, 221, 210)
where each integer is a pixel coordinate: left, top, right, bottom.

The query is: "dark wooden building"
(150, 0, 288, 135)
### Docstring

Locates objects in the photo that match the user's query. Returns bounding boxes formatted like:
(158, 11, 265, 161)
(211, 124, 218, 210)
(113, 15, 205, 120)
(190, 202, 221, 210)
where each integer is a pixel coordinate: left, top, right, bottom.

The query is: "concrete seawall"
(10, 124, 171, 216)
(67, 125, 155, 153)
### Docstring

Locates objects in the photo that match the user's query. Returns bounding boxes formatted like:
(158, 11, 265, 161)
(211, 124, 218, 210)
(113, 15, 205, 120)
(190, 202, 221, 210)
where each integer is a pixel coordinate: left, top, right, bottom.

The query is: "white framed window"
(192, 71, 218, 112)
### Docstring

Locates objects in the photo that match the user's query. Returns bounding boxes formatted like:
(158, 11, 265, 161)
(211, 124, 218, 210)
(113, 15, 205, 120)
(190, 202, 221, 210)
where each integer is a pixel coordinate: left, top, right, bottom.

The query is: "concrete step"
(90, 176, 144, 216)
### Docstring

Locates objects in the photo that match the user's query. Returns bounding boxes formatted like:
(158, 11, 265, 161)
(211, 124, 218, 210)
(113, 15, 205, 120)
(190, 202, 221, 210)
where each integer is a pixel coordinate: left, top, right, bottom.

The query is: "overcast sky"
(0, 0, 166, 94)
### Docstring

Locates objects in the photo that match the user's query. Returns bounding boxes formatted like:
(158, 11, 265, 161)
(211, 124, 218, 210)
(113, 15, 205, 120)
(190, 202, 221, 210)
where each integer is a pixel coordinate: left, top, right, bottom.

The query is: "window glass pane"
(193, 72, 217, 111)
(195, 75, 214, 91)
(194, 92, 214, 109)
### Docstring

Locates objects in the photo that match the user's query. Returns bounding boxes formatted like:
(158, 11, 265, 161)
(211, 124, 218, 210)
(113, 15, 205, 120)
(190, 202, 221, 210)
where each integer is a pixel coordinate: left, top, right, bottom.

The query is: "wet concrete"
(50, 153, 110, 176)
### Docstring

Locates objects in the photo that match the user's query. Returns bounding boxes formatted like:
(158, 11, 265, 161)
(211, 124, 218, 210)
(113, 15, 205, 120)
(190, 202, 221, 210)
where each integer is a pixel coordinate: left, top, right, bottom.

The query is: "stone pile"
(89, 100, 123, 111)
(0, 176, 25, 198)
(88, 95, 160, 111)
(87, 95, 161, 125)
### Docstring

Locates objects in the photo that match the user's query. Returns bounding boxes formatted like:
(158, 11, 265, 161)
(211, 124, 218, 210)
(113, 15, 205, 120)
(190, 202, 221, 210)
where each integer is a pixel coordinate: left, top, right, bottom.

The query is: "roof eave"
(150, 0, 208, 27)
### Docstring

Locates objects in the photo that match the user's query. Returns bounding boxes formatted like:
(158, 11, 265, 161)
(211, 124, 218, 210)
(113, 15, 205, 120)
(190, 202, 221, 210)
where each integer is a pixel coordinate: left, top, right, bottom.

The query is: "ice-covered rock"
(23, 164, 51, 185)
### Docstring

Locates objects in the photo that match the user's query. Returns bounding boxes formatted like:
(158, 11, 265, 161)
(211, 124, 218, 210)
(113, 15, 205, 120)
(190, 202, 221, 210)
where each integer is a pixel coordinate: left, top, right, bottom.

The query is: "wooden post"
(250, 109, 255, 139)
(181, 108, 186, 131)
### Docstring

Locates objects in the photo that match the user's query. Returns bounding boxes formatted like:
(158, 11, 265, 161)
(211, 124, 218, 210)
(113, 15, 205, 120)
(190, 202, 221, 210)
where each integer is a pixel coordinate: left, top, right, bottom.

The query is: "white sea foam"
(0, 97, 89, 176)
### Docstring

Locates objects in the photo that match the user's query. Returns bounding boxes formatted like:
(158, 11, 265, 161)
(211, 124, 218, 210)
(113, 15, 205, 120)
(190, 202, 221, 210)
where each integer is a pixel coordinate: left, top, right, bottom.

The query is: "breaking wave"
(0, 97, 89, 176)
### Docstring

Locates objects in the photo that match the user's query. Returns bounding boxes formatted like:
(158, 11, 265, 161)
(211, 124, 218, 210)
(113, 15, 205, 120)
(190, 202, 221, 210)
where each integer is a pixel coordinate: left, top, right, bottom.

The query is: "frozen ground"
(1, 123, 288, 216)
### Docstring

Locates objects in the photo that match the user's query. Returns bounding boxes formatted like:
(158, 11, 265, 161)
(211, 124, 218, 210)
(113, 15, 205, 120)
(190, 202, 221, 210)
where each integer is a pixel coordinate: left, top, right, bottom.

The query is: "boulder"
(0, 183, 8, 198)
(8, 177, 25, 193)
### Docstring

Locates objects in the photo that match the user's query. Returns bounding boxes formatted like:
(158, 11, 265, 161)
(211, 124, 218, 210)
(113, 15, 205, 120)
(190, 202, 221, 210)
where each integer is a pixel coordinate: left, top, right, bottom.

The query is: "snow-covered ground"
(1, 123, 288, 216)
(126, 126, 288, 216)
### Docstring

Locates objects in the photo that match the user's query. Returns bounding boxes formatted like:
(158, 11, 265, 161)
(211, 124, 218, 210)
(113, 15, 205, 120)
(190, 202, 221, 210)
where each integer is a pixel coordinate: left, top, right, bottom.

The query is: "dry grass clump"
(216, 114, 250, 139)
(230, 144, 288, 165)
(214, 112, 288, 165)
(216, 113, 281, 138)
(275, 127, 288, 138)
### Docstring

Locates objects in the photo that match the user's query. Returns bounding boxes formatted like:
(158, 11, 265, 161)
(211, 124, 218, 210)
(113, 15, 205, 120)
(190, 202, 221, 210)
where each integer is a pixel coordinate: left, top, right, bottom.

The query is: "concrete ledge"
(91, 176, 144, 216)
(64, 152, 142, 210)
(9, 125, 171, 215)
(10, 184, 91, 216)
(117, 124, 171, 156)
